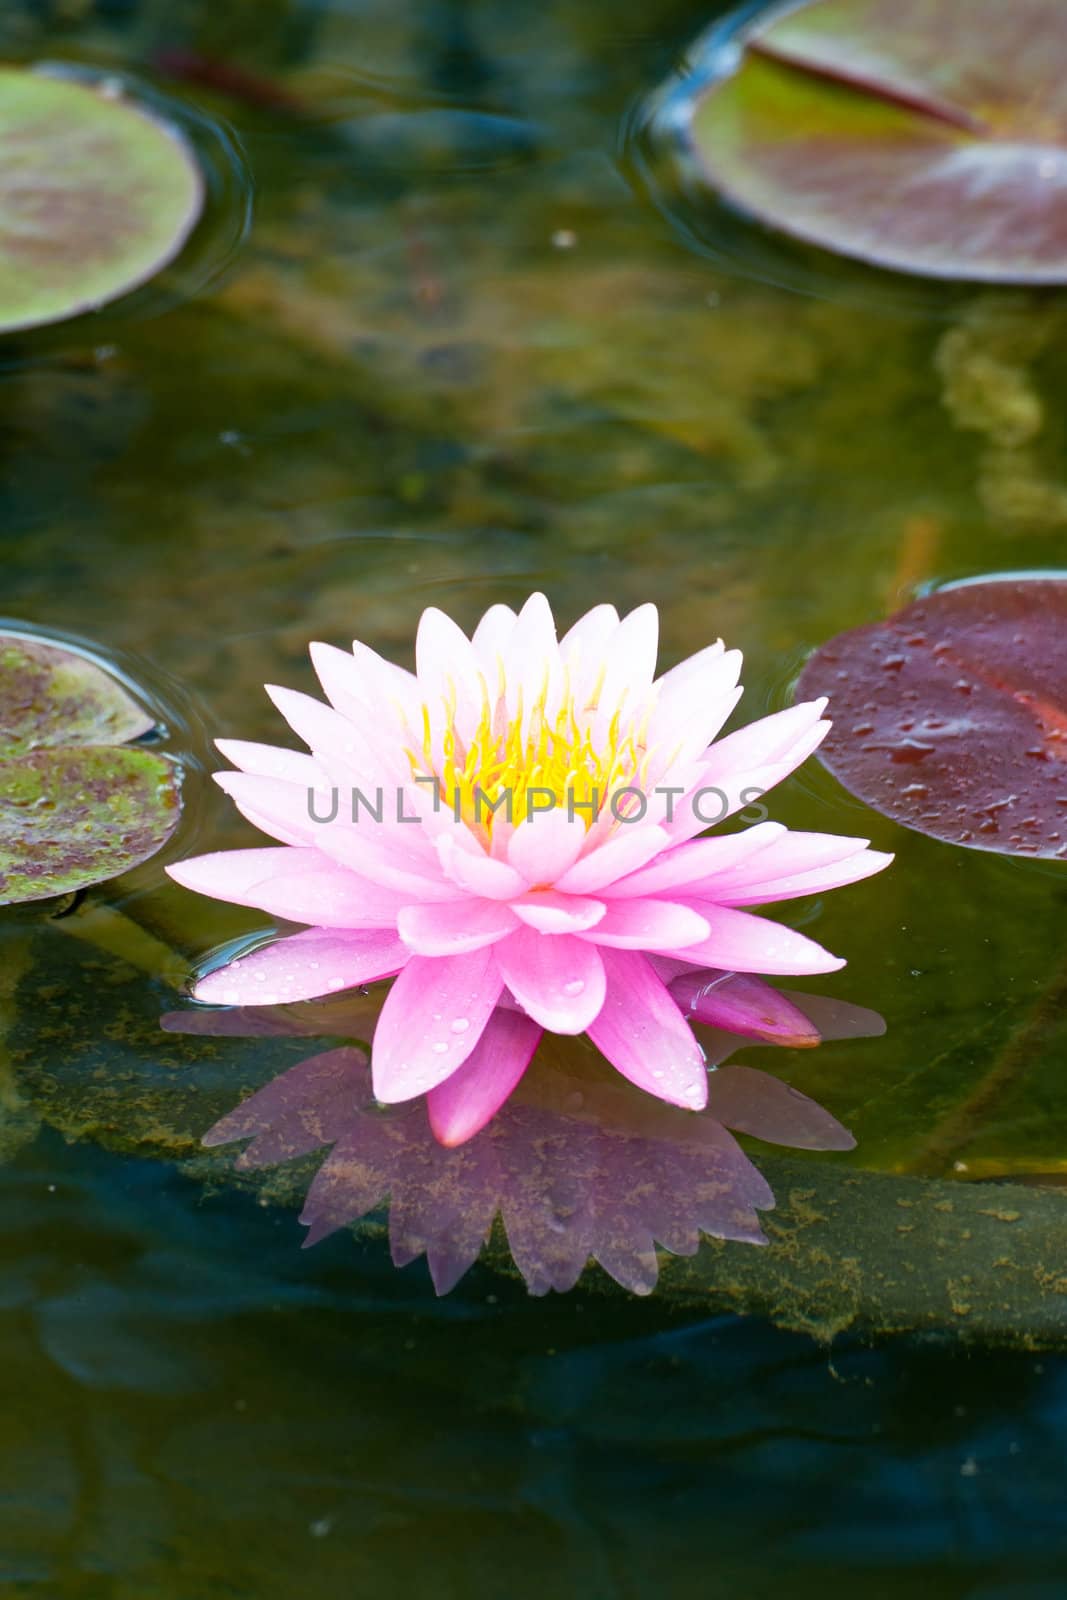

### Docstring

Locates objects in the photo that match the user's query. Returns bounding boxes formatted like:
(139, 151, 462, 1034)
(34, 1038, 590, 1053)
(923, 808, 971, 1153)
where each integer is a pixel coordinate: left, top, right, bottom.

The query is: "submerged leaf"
(796, 578, 1067, 857)
(0, 65, 203, 335)
(0, 632, 181, 904)
(682, 0, 1067, 283)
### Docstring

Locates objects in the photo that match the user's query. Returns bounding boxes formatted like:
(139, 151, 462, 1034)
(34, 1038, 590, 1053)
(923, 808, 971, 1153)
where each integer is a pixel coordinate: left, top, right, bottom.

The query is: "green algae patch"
(0, 633, 181, 905)
(0, 66, 203, 335)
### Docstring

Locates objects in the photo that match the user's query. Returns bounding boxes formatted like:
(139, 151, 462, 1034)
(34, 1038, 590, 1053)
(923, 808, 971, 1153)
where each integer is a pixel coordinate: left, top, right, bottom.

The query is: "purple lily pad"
(682, 0, 1067, 283)
(0, 632, 182, 904)
(796, 578, 1067, 857)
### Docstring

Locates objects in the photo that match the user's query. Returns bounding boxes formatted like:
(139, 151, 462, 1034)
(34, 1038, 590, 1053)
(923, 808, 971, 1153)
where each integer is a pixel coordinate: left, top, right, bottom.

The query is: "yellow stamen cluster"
(411, 668, 652, 839)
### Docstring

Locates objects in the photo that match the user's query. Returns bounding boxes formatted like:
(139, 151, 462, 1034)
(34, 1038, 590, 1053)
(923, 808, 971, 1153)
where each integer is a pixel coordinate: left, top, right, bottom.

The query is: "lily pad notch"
(676, 0, 1067, 283)
(0, 65, 204, 335)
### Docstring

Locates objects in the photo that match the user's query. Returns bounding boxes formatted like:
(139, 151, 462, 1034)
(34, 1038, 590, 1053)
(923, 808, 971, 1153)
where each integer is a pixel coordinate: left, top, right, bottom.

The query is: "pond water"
(3, 0, 1067, 1591)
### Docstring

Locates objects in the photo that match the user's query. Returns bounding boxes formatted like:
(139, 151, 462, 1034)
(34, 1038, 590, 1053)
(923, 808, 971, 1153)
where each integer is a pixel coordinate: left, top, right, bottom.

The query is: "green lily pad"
(0, 66, 204, 335)
(0, 634, 156, 754)
(681, 0, 1067, 283)
(0, 633, 181, 905)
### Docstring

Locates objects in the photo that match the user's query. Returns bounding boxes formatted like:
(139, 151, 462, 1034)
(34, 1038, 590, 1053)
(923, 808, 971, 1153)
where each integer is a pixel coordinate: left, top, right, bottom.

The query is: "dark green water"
(4, 0, 1067, 1590)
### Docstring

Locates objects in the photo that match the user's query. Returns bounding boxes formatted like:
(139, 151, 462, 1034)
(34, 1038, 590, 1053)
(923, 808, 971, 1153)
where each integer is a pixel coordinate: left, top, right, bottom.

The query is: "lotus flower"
(167, 595, 891, 1145)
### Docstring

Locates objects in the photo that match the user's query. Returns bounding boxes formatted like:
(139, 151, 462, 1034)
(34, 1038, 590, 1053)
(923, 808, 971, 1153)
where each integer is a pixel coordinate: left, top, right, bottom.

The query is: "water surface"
(4, 0, 1067, 1589)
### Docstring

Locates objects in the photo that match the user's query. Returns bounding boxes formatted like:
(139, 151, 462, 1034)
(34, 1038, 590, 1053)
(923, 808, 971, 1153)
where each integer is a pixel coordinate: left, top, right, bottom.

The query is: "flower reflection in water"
(164, 979, 883, 1296)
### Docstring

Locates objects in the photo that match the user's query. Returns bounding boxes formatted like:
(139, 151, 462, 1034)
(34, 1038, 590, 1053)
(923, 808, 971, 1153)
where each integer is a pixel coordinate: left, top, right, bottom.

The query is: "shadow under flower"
(163, 980, 884, 1296)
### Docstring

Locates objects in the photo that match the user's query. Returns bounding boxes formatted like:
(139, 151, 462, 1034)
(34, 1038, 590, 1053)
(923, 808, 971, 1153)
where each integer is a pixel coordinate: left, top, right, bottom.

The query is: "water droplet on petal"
(450, 1017, 470, 1034)
(431, 1040, 450, 1054)
(326, 977, 345, 991)
(562, 979, 586, 997)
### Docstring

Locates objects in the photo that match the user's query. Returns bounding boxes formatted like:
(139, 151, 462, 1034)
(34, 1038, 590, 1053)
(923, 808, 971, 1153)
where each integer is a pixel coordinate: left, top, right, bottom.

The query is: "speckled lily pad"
(796, 579, 1067, 858)
(683, 0, 1067, 283)
(0, 66, 203, 335)
(0, 633, 181, 904)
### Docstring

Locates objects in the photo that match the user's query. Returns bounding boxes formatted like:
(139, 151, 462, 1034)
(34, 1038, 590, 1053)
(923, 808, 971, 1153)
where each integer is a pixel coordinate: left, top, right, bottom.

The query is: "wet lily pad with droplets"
(0, 66, 203, 335)
(0, 633, 182, 904)
(796, 578, 1067, 857)
(683, 0, 1067, 284)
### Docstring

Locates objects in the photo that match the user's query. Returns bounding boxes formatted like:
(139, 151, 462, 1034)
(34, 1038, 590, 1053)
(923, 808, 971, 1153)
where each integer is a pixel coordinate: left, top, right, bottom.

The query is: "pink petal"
(214, 764, 326, 844)
(309, 640, 371, 723)
(663, 905, 845, 975)
(596, 603, 659, 712)
(436, 834, 527, 900)
(415, 606, 487, 738)
(397, 899, 518, 955)
(555, 824, 671, 894)
(679, 829, 843, 894)
(316, 818, 457, 898)
(264, 685, 363, 767)
(471, 603, 518, 677)
(168, 847, 406, 929)
(506, 809, 586, 884)
(216, 771, 447, 897)
(586, 951, 708, 1110)
(713, 846, 895, 907)
(644, 683, 743, 796)
(493, 928, 606, 1033)
(578, 898, 710, 950)
(698, 701, 830, 805)
(193, 927, 410, 1005)
(371, 949, 504, 1101)
(664, 702, 830, 842)
(647, 643, 743, 756)
(604, 822, 786, 899)
(512, 891, 606, 934)
(259, 867, 408, 928)
(709, 697, 829, 771)
(213, 770, 320, 847)
(669, 970, 822, 1046)
(427, 1009, 542, 1146)
(348, 637, 421, 711)
(215, 738, 328, 787)
(559, 603, 620, 709)
(652, 639, 732, 702)
(707, 1065, 855, 1151)
(168, 846, 313, 900)
(309, 636, 420, 733)
(504, 593, 563, 728)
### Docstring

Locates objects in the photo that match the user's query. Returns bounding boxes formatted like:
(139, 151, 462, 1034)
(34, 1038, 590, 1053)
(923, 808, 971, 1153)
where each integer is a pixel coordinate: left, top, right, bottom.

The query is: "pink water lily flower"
(167, 594, 891, 1144)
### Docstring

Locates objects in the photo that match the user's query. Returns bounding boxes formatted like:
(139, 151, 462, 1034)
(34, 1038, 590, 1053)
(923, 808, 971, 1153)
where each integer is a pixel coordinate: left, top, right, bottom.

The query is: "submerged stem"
(53, 899, 189, 988)
(905, 951, 1067, 1176)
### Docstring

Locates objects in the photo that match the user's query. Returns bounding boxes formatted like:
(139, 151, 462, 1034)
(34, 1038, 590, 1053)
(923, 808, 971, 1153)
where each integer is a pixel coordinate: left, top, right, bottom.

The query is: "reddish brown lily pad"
(796, 579, 1067, 857)
(0, 633, 182, 904)
(684, 0, 1067, 283)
